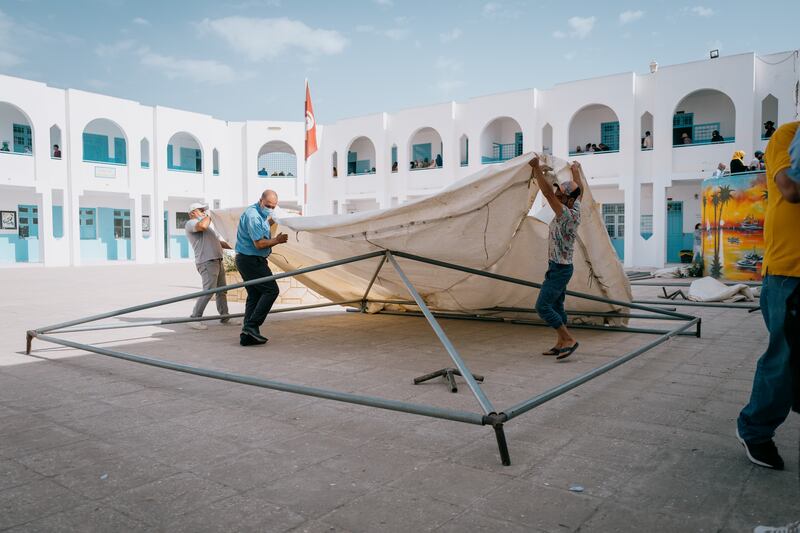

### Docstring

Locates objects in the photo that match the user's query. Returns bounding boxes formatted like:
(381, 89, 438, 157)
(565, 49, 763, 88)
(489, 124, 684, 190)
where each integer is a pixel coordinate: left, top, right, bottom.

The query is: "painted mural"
(700, 171, 766, 281)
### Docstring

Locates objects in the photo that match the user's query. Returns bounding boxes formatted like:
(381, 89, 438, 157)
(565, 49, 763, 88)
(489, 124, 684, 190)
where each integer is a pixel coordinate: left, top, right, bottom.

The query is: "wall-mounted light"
(709, 49, 719, 59)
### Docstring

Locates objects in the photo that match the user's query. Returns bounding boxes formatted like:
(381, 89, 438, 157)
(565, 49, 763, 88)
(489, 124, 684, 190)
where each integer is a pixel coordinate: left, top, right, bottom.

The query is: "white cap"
(189, 202, 208, 211)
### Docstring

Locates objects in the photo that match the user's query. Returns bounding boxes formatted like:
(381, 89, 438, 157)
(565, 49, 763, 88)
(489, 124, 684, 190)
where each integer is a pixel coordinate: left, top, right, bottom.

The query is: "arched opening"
(332, 151, 338, 177)
(761, 94, 778, 139)
(167, 132, 202, 173)
(347, 136, 376, 175)
(49, 125, 62, 159)
(212, 148, 220, 175)
(459, 134, 469, 166)
(0, 102, 33, 155)
(568, 104, 619, 155)
(257, 140, 296, 177)
(672, 89, 735, 146)
(140, 138, 150, 168)
(408, 127, 443, 170)
(481, 117, 522, 164)
(640, 112, 653, 150)
(391, 143, 398, 173)
(541, 123, 552, 155)
(83, 118, 127, 164)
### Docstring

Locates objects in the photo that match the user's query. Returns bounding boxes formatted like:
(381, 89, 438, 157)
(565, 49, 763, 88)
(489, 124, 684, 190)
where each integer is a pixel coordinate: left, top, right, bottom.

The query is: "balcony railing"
(673, 138, 735, 148)
(482, 142, 522, 164)
(569, 149, 620, 156)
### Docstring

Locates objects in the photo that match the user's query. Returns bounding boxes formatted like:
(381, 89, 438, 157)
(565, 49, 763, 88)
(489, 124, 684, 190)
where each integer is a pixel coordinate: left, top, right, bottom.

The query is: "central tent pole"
(386, 252, 495, 416)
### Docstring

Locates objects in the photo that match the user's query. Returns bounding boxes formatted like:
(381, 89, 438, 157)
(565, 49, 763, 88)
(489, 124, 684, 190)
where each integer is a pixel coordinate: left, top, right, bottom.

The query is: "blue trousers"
(737, 274, 800, 443)
(535, 261, 574, 329)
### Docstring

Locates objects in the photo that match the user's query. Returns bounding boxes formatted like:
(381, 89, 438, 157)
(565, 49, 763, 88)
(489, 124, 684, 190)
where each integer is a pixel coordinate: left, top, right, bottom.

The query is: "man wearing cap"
(749, 150, 765, 171)
(529, 157, 583, 360)
(185, 202, 236, 330)
(235, 189, 288, 346)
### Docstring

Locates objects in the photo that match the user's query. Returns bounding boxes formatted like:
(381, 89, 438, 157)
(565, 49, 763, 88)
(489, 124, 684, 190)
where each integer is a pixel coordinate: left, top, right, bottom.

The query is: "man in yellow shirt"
(736, 121, 800, 470)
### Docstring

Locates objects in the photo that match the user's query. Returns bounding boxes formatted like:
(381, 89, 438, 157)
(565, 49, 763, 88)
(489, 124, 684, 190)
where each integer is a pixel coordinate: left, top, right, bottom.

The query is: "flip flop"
(542, 347, 560, 356)
(556, 342, 579, 360)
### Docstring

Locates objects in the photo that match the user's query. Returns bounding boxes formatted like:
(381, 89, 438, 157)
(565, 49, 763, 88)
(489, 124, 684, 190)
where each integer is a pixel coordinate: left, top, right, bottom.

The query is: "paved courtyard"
(0, 263, 798, 532)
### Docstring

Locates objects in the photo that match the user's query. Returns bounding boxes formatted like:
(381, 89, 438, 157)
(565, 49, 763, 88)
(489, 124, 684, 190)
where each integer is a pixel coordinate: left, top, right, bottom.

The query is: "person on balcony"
(737, 120, 800, 471)
(590, 143, 598, 152)
(711, 130, 725, 143)
(392, 161, 398, 172)
(435, 153, 442, 167)
(0, 141, 9, 152)
(730, 150, 749, 173)
(763, 120, 776, 139)
(712, 162, 728, 178)
(597, 143, 610, 152)
(749, 150, 765, 171)
(52, 145, 61, 158)
(258, 167, 268, 176)
(574, 145, 583, 154)
(332, 166, 338, 177)
(529, 157, 583, 360)
(642, 131, 653, 149)
(585, 143, 592, 152)
(681, 132, 692, 144)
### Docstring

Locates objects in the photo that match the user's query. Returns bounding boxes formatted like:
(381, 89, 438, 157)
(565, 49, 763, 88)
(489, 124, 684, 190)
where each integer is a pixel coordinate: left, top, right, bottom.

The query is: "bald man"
(530, 157, 583, 360)
(234, 190, 288, 346)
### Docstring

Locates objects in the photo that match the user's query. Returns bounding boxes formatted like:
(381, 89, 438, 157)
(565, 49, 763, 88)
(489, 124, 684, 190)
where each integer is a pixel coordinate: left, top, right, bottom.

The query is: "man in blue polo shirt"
(235, 189, 288, 346)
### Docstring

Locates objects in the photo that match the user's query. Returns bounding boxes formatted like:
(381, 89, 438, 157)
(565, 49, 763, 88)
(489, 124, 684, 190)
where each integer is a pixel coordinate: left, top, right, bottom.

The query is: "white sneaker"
(221, 318, 242, 325)
(188, 321, 208, 330)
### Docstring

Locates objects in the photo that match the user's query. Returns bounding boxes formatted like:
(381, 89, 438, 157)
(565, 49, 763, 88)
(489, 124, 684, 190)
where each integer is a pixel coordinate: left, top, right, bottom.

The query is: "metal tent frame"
(26, 250, 700, 466)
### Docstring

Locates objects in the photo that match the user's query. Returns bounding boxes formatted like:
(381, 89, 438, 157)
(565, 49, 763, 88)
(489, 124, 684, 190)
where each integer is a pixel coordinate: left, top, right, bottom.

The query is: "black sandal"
(542, 347, 560, 356)
(556, 342, 579, 360)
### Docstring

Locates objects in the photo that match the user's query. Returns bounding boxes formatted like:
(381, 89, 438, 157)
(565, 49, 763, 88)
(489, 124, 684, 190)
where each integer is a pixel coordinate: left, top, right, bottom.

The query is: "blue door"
(667, 201, 684, 263)
(17, 204, 39, 262)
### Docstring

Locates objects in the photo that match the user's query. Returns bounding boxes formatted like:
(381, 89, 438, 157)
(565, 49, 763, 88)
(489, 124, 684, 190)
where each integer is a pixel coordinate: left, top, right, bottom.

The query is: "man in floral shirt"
(530, 157, 583, 360)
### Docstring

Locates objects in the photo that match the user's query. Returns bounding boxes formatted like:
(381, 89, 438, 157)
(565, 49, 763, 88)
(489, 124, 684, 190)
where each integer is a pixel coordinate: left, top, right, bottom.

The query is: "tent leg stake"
(25, 331, 34, 355)
(413, 368, 485, 393)
(484, 413, 511, 466)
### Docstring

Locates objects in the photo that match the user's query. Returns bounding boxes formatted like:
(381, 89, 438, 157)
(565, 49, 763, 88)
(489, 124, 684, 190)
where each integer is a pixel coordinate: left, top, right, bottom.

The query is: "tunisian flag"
(305, 81, 318, 160)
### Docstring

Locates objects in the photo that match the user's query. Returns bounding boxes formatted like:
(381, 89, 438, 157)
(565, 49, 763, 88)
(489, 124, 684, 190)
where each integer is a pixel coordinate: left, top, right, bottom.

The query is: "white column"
(651, 181, 667, 267)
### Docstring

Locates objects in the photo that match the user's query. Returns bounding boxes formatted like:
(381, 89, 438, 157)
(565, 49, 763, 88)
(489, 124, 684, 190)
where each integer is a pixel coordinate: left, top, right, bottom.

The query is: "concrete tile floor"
(0, 263, 798, 532)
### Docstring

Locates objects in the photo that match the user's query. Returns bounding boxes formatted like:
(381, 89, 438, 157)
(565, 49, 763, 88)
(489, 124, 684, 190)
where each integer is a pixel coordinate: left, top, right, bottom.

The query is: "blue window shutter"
(167, 145, 174, 169)
(114, 137, 127, 164)
(412, 143, 432, 161)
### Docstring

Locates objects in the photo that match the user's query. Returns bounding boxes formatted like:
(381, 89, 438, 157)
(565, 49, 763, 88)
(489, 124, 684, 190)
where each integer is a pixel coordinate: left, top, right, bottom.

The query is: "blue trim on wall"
(169, 235, 191, 259)
(78, 207, 132, 261)
(52, 206, 63, 238)
(0, 235, 39, 263)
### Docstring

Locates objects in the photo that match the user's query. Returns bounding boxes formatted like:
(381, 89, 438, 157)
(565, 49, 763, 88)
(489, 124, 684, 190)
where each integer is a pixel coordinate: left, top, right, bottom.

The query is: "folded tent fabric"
(210, 153, 632, 325)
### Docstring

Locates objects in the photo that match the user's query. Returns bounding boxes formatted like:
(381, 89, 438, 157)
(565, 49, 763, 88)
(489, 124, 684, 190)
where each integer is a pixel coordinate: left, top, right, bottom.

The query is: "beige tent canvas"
(210, 153, 632, 324)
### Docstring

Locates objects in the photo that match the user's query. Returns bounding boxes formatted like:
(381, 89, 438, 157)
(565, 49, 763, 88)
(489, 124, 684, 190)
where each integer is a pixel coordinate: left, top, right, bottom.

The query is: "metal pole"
(360, 253, 388, 311)
(34, 250, 386, 334)
(49, 300, 362, 334)
(483, 306, 685, 321)
(391, 251, 696, 321)
(34, 333, 485, 426)
(503, 317, 700, 420)
(365, 308, 695, 336)
(386, 252, 496, 416)
(631, 299, 759, 310)
(630, 280, 762, 287)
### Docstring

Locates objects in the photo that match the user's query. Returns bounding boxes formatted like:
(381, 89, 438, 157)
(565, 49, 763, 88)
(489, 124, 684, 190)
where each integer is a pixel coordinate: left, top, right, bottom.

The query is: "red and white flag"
(305, 81, 318, 160)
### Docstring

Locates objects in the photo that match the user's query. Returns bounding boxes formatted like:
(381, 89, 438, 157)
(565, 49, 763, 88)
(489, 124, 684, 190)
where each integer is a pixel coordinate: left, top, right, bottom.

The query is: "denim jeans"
(737, 274, 800, 443)
(535, 261, 574, 329)
(235, 254, 280, 333)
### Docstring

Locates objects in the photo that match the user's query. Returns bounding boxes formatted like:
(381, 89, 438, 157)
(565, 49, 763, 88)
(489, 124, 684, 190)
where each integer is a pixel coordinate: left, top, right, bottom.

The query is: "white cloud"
(440, 28, 462, 43)
(356, 25, 375, 33)
(435, 56, 463, 95)
(384, 28, 409, 40)
(436, 79, 464, 93)
(132, 17, 150, 26)
(197, 16, 347, 61)
(619, 10, 644, 24)
(374, 0, 393, 5)
(552, 16, 595, 39)
(0, 10, 22, 67)
(356, 18, 411, 41)
(435, 56, 462, 71)
(483, 2, 500, 16)
(567, 16, 595, 38)
(140, 51, 245, 83)
(95, 39, 136, 58)
(687, 6, 714, 17)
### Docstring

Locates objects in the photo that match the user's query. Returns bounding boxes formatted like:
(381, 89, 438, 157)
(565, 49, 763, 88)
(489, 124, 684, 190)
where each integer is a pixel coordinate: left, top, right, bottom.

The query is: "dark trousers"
(235, 254, 280, 333)
(535, 261, 574, 329)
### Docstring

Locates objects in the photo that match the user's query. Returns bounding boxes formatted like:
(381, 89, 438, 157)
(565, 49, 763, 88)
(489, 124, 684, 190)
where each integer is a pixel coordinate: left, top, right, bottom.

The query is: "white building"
(1, 49, 797, 268)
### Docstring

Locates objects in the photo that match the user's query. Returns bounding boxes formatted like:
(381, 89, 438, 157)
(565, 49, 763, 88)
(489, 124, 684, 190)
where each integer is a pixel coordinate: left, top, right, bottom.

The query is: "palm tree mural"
(710, 185, 735, 278)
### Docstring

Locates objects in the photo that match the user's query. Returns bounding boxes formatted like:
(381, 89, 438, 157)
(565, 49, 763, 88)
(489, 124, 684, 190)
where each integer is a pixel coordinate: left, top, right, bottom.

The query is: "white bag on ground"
(688, 276, 755, 302)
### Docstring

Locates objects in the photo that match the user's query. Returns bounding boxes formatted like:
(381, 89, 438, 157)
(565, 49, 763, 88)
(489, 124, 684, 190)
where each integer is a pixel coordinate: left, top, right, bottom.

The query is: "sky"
(1, 0, 797, 124)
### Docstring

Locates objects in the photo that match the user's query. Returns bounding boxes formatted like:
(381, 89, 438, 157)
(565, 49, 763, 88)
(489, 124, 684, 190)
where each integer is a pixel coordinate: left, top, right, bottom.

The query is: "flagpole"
(303, 78, 308, 216)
